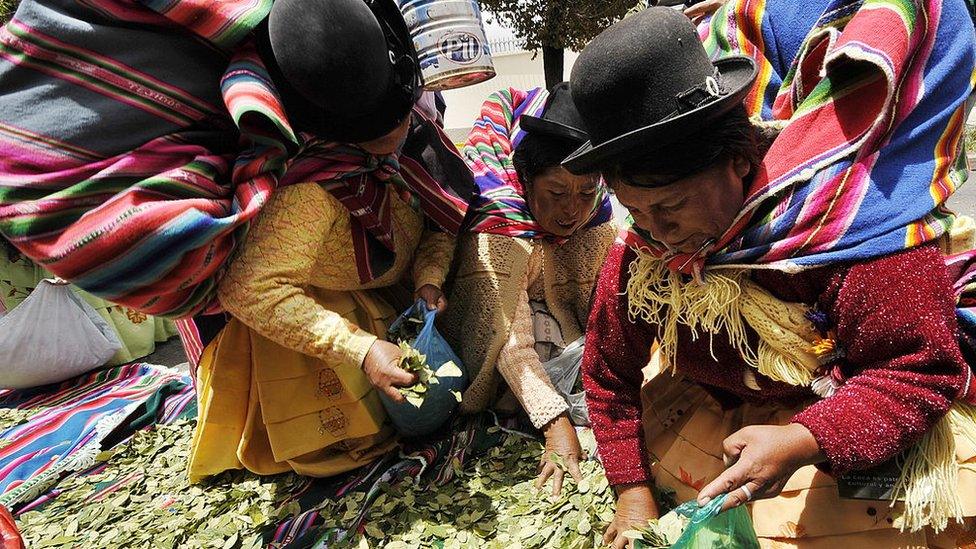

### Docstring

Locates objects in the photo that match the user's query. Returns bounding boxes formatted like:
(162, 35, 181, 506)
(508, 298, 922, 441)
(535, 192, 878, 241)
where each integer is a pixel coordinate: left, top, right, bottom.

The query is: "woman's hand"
(698, 423, 825, 512)
(684, 0, 727, 25)
(362, 340, 417, 402)
(535, 414, 583, 496)
(604, 483, 660, 549)
(415, 284, 447, 313)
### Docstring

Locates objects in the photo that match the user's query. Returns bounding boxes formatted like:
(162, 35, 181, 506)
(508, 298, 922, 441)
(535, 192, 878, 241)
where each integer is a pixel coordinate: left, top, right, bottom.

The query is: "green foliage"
(320, 429, 618, 548)
(623, 511, 690, 548)
(0, 408, 34, 435)
(478, 0, 640, 52)
(396, 342, 463, 407)
(0, 0, 18, 25)
(16, 420, 300, 549)
(965, 124, 976, 158)
(13, 417, 619, 549)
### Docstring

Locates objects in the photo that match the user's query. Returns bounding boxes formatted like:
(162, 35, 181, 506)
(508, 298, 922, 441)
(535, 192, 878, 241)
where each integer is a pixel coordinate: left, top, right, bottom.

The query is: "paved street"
(144, 337, 188, 369)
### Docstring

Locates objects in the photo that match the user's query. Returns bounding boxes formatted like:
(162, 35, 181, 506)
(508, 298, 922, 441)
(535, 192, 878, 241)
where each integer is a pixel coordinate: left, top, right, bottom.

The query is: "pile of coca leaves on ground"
(2, 407, 648, 549)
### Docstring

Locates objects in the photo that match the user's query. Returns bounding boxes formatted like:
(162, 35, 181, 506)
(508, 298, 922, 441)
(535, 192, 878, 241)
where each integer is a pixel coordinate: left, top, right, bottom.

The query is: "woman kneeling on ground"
(440, 84, 616, 496)
(188, 0, 472, 481)
(567, 4, 976, 548)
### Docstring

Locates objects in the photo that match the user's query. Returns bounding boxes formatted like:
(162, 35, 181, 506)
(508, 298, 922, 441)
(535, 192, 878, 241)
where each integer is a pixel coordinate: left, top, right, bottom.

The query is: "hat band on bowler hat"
(639, 69, 727, 136)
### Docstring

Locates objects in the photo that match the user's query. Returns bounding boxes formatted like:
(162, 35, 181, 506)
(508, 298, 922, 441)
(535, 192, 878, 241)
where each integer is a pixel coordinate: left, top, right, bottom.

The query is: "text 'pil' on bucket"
(398, 0, 496, 91)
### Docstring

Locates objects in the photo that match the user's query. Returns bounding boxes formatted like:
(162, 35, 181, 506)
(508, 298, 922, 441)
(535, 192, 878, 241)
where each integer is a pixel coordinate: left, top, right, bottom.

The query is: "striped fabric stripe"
(173, 318, 203, 370)
(121, 0, 272, 50)
(0, 2, 286, 317)
(2, 20, 223, 123)
(0, 364, 191, 507)
(623, 0, 976, 276)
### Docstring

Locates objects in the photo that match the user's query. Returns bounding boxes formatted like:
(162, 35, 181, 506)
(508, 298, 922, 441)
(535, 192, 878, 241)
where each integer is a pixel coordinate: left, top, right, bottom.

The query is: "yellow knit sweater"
(217, 182, 455, 369)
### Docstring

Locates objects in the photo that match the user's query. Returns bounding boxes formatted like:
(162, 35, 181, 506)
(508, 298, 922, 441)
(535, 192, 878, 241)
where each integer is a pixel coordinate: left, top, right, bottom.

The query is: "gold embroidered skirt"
(188, 289, 398, 482)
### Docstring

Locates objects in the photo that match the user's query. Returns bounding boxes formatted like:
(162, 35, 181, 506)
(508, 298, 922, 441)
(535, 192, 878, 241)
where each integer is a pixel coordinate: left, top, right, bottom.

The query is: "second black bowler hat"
(520, 82, 589, 144)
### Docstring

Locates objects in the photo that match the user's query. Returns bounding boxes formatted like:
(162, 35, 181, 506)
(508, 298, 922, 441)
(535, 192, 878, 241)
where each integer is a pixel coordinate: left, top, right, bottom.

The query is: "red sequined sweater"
(583, 243, 968, 486)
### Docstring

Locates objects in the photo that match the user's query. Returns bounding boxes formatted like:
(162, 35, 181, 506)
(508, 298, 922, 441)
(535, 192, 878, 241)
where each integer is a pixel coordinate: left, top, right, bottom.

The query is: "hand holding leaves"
(395, 343, 463, 407)
(362, 339, 415, 403)
(604, 483, 660, 549)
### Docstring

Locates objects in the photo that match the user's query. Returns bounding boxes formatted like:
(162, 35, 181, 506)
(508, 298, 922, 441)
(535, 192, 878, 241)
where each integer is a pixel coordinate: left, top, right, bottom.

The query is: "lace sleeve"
(496, 286, 569, 429)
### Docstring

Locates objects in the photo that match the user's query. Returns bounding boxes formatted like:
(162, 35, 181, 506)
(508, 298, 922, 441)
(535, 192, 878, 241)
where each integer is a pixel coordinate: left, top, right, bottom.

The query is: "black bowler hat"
(265, 0, 422, 143)
(562, 7, 757, 174)
(520, 82, 589, 143)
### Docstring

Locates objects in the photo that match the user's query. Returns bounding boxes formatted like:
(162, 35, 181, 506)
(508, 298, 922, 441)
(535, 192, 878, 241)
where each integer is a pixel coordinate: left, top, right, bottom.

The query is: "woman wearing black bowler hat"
(439, 83, 616, 496)
(186, 0, 477, 480)
(0, 0, 476, 478)
(0, 0, 464, 320)
(0, 0, 475, 349)
(568, 2, 976, 548)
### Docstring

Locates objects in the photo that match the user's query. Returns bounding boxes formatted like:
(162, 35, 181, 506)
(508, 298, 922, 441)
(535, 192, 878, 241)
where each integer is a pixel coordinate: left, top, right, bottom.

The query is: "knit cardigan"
(440, 223, 617, 415)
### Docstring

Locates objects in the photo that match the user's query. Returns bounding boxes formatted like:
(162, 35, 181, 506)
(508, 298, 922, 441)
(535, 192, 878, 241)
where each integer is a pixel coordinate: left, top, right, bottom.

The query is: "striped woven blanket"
(0, 363, 194, 509)
(0, 0, 469, 317)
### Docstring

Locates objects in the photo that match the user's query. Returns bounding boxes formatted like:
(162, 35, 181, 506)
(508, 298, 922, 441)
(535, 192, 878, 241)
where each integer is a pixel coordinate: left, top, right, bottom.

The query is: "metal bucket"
(398, 0, 496, 91)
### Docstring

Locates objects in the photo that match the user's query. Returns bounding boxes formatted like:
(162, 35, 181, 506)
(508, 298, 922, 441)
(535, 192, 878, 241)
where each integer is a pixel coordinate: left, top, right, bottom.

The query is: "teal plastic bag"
(669, 494, 760, 549)
(634, 494, 759, 549)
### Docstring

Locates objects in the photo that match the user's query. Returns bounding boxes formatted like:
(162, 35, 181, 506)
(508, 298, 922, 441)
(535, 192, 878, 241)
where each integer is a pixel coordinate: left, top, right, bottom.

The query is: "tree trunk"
(542, 45, 564, 89)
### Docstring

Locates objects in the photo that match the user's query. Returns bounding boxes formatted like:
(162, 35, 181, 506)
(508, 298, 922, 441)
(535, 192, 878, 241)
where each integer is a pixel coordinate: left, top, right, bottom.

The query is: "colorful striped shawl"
(620, 0, 975, 276)
(0, 364, 191, 508)
(463, 87, 612, 241)
(0, 0, 467, 316)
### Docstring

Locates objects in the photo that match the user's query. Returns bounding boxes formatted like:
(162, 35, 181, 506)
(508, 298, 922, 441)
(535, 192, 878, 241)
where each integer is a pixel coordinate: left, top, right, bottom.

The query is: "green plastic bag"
(634, 493, 760, 549)
(670, 494, 759, 549)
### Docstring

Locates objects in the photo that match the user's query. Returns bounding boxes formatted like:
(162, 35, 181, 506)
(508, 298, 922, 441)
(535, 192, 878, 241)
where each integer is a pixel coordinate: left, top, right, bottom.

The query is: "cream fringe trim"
(625, 251, 976, 533)
(625, 252, 819, 385)
(892, 402, 976, 533)
(626, 252, 751, 371)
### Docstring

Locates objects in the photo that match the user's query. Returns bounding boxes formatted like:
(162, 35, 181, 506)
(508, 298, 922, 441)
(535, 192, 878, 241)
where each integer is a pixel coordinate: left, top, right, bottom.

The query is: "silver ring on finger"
(740, 484, 753, 502)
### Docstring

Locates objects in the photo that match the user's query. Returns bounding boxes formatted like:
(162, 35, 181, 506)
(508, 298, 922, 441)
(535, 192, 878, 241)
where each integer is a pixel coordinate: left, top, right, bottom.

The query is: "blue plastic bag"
(378, 300, 468, 438)
(669, 494, 760, 549)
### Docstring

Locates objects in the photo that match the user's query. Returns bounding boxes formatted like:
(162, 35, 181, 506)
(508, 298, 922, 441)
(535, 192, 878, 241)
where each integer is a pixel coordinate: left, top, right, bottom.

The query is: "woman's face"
(612, 155, 750, 253)
(526, 167, 601, 238)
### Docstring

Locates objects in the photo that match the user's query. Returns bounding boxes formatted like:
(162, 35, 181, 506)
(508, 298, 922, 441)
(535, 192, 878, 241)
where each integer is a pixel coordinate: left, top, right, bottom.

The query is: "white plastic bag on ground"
(542, 336, 589, 426)
(0, 279, 121, 388)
